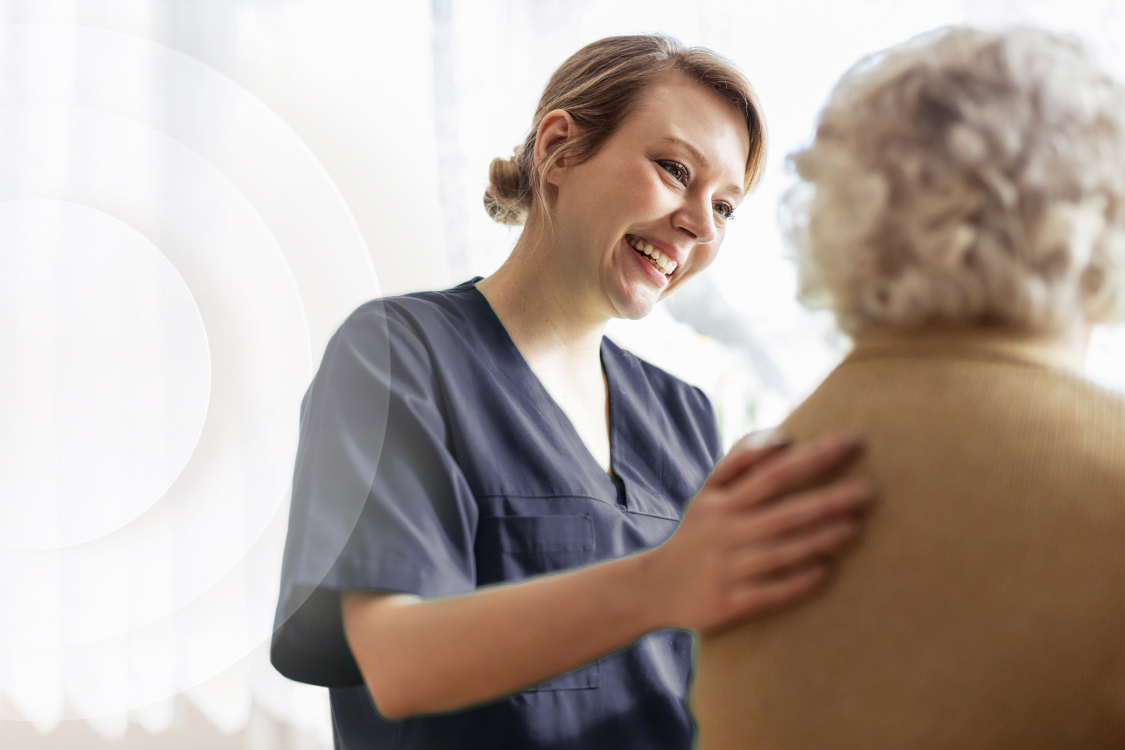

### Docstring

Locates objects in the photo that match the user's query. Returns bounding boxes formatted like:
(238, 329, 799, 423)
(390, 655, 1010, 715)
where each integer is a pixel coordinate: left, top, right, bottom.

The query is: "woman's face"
(547, 74, 751, 320)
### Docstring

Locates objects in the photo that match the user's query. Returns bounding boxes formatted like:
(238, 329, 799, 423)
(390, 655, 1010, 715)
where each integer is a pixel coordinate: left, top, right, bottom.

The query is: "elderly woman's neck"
(475, 222, 608, 366)
(851, 321, 1093, 374)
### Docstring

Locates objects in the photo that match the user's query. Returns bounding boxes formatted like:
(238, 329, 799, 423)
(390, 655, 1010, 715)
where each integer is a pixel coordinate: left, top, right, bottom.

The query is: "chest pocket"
(475, 514, 600, 691)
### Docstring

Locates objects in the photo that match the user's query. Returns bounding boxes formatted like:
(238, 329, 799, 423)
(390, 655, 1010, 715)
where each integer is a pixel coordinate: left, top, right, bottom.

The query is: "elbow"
(343, 592, 431, 720)
(366, 683, 413, 722)
(360, 667, 427, 721)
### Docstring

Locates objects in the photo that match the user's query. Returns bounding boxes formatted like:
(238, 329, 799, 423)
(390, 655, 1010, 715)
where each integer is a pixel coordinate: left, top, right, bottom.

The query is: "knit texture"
(693, 334, 1125, 749)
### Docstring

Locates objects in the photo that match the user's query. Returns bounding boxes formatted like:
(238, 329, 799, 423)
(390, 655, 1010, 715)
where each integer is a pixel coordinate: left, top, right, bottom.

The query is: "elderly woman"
(691, 26, 1125, 749)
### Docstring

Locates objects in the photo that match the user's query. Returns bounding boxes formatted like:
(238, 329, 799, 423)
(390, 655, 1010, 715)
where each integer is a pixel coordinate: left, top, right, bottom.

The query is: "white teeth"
(628, 236, 676, 275)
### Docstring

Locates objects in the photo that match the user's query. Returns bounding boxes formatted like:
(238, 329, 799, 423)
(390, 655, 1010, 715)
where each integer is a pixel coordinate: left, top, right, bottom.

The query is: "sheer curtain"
(0, 2, 429, 747)
(1, 2, 1122, 749)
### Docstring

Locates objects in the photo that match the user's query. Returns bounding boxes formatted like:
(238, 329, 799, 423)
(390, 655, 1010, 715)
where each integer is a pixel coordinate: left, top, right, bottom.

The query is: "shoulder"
(304, 282, 487, 406)
(340, 282, 480, 338)
(325, 281, 485, 362)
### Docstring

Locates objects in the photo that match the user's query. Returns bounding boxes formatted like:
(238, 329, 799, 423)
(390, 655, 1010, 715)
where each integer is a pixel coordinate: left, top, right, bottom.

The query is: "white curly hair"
(784, 25, 1125, 335)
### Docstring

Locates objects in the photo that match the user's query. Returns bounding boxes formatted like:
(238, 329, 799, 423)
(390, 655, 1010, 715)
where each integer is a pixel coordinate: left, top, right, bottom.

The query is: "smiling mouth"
(626, 235, 678, 276)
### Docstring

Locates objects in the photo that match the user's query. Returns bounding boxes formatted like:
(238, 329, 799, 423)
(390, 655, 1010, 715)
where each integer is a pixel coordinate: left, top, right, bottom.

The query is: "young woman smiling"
(272, 35, 873, 750)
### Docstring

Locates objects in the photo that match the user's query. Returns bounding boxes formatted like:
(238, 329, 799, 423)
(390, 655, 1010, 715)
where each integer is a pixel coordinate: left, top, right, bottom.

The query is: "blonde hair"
(786, 26, 1125, 335)
(484, 34, 767, 226)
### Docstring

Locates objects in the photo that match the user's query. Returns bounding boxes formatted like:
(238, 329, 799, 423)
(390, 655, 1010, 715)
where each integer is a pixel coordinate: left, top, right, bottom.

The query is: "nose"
(672, 194, 718, 245)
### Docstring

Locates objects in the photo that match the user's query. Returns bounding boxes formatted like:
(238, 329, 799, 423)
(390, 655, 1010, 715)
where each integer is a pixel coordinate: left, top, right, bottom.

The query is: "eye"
(658, 160, 689, 185)
(714, 202, 736, 221)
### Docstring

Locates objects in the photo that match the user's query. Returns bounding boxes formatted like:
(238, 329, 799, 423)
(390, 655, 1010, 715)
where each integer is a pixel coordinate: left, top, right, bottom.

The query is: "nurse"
(272, 34, 873, 749)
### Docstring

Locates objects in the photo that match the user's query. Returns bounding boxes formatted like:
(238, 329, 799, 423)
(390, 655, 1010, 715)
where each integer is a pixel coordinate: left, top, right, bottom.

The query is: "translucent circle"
(0, 23, 381, 727)
(0, 199, 209, 549)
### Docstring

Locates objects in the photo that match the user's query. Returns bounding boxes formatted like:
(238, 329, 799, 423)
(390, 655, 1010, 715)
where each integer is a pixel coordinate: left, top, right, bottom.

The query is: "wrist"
(614, 547, 671, 633)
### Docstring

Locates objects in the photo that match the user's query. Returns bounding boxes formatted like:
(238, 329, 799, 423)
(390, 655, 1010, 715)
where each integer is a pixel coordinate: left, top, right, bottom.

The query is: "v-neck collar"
(461, 279, 627, 505)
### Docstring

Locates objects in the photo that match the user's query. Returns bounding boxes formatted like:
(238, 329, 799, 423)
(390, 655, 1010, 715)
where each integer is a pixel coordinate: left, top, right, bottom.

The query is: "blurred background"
(1, 1, 1123, 748)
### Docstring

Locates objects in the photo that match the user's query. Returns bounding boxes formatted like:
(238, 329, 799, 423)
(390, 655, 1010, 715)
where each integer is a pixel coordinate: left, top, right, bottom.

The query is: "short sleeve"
(271, 302, 480, 687)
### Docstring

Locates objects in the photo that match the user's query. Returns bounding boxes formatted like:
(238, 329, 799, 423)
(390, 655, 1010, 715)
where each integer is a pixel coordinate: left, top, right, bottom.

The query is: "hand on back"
(644, 433, 873, 634)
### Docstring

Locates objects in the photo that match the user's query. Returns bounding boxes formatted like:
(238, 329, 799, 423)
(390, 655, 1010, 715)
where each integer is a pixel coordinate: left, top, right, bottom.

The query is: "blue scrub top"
(272, 280, 723, 749)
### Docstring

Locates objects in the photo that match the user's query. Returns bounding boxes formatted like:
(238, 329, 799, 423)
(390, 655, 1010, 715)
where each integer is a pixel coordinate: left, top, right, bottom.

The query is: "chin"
(608, 287, 659, 320)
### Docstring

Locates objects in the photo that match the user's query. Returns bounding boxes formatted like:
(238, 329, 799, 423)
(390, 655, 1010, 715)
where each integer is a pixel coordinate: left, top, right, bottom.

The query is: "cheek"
(661, 244, 720, 298)
(609, 163, 670, 214)
(567, 163, 638, 218)
(690, 243, 721, 273)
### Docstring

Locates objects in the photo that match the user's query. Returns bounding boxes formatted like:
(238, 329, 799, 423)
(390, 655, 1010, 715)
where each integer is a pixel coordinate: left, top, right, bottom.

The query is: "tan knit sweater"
(692, 329, 1125, 749)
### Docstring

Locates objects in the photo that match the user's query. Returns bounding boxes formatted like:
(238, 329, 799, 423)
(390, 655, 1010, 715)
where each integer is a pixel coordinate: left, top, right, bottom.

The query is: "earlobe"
(535, 109, 577, 187)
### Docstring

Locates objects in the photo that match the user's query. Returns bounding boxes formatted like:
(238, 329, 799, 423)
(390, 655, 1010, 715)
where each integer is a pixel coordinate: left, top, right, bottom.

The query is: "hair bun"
(483, 154, 532, 226)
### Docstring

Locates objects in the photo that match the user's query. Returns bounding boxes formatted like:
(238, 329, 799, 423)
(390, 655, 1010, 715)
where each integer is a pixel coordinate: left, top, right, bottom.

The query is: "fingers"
(724, 432, 864, 510)
(705, 470, 872, 628)
(722, 565, 828, 623)
(731, 519, 860, 579)
(708, 440, 791, 488)
(668, 433, 871, 633)
(734, 477, 874, 542)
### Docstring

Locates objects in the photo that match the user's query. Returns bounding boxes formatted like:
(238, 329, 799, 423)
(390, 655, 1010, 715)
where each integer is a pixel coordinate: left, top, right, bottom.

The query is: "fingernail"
(738, 428, 792, 450)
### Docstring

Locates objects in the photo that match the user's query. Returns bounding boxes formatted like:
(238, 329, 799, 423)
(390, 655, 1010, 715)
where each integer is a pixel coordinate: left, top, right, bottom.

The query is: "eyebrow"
(662, 136, 745, 199)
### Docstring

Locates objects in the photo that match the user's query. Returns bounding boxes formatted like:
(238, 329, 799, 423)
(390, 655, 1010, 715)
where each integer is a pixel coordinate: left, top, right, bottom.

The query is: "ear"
(535, 109, 578, 188)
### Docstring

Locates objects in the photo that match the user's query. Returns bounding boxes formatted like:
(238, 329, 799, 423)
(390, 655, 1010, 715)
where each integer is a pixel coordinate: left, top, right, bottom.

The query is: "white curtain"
(0, 2, 424, 746)
(1, 1, 1123, 748)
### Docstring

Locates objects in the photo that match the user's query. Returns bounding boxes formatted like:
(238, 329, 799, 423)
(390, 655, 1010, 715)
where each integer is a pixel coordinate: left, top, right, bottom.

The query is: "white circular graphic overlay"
(0, 199, 210, 549)
(0, 23, 381, 727)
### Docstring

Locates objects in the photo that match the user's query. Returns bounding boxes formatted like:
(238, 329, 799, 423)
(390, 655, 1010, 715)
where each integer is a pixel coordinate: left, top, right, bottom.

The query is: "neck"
(475, 217, 609, 367)
(851, 321, 1093, 375)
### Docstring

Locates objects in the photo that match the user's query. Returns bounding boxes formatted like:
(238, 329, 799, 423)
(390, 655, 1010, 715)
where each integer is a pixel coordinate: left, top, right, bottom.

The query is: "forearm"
(344, 434, 872, 720)
(344, 552, 665, 720)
